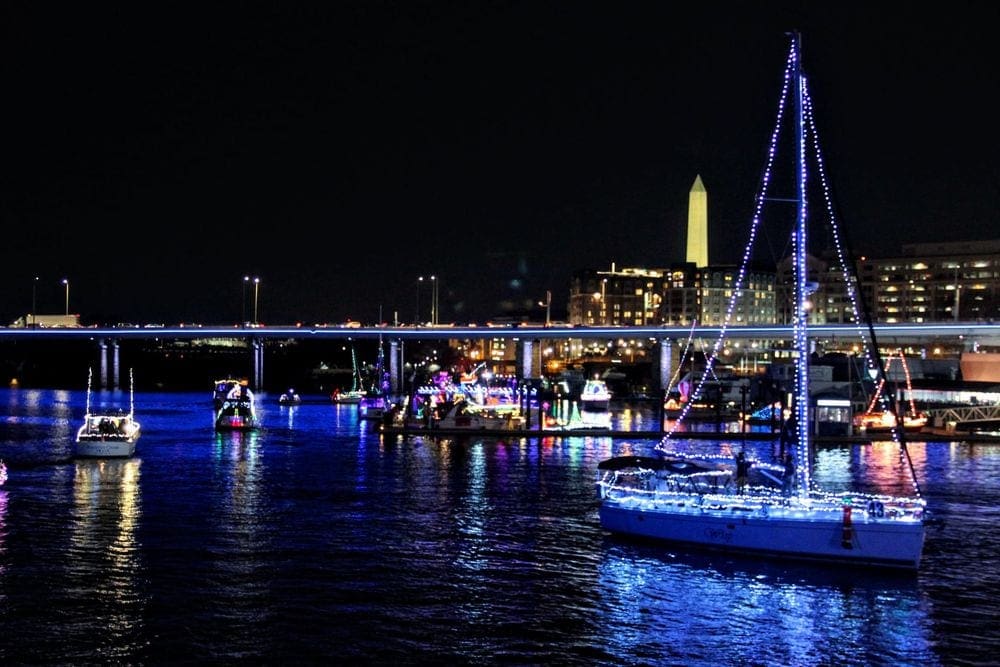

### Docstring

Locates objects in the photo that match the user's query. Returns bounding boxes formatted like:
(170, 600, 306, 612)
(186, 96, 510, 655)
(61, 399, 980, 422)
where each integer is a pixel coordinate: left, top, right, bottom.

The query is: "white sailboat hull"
(599, 498, 925, 570)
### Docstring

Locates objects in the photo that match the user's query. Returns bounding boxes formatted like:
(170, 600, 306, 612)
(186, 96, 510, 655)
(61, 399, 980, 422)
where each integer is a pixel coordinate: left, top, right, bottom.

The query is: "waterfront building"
(857, 240, 1000, 324)
(568, 175, 999, 328)
(568, 262, 776, 328)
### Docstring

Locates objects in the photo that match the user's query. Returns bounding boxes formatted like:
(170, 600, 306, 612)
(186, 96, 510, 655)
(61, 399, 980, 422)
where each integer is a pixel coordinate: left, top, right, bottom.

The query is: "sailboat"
(854, 350, 929, 432)
(76, 367, 142, 457)
(597, 32, 928, 570)
(359, 334, 393, 421)
(331, 345, 366, 404)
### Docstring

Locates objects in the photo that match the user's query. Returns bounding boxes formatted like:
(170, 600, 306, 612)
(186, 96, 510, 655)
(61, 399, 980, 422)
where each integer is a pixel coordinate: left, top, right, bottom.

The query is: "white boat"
(596, 33, 928, 570)
(76, 368, 142, 458)
(331, 345, 366, 404)
(278, 388, 302, 405)
(392, 399, 526, 432)
(0, 459, 7, 486)
(331, 388, 365, 405)
(358, 336, 393, 420)
(215, 382, 259, 431)
(580, 378, 611, 411)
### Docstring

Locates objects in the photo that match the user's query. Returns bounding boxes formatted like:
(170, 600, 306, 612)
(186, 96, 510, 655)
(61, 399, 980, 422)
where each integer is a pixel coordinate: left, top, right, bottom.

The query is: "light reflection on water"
(0, 390, 995, 664)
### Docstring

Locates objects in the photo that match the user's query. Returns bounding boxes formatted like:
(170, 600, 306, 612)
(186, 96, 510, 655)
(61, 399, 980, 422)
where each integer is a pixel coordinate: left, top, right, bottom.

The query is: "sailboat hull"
(599, 500, 925, 570)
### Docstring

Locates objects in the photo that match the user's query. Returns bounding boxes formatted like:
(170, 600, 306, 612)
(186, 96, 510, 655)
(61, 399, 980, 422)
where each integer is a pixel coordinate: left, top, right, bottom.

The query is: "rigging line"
(666, 319, 697, 392)
(661, 34, 797, 444)
(799, 70, 920, 497)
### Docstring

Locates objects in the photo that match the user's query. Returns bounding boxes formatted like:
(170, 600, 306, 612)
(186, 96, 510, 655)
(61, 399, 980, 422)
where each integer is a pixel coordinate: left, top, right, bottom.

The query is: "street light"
(253, 277, 261, 325)
(31, 276, 39, 328)
(430, 275, 438, 325)
(416, 276, 424, 325)
(242, 275, 250, 326)
(538, 290, 552, 326)
(62, 278, 69, 316)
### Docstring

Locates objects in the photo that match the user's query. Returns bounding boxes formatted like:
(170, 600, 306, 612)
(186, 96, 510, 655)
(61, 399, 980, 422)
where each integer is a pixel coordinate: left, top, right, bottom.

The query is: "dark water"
(0, 388, 997, 666)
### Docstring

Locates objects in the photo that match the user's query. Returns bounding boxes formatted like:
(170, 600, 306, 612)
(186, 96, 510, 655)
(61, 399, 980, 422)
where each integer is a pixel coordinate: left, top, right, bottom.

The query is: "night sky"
(3, 2, 998, 326)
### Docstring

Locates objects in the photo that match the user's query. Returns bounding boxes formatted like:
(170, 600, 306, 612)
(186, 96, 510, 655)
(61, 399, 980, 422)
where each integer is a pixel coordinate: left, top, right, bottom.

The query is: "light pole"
(31, 276, 39, 328)
(242, 275, 250, 326)
(253, 277, 261, 325)
(430, 275, 438, 325)
(538, 290, 552, 326)
(62, 278, 69, 316)
(600, 278, 607, 325)
(416, 276, 424, 325)
(953, 266, 961, 322)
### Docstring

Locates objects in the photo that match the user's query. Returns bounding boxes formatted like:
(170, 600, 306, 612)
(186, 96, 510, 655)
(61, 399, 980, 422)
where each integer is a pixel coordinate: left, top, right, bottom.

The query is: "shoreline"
(379, 424, 1000, 443)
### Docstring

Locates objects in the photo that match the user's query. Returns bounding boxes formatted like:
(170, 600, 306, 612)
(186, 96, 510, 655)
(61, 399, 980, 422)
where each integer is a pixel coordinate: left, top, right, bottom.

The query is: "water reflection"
(279, 402, 298, 429)
(211, 428, 266, 558)
(596, 542, 936, 665)
(0, 487, 8, 576)
(70, 458, 144, 642)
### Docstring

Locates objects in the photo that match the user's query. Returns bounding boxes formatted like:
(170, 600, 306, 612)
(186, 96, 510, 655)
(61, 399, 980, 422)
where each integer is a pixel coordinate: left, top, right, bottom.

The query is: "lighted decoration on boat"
(855, 350, 929, 432)
(597, 32, 927, 569)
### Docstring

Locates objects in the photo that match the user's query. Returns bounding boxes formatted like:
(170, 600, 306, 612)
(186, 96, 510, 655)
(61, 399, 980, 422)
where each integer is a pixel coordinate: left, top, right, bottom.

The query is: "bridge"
(926, 404, 1000, 430)
(3, 322, 998, 391)
(2, 322, 999, 343)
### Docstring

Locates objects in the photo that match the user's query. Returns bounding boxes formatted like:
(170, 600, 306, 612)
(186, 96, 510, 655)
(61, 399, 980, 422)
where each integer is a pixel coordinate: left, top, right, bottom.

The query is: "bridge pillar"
(518, 340, 534, 379)
(655, 338, 672, 392)
(250, 338, 264, 391)
(97, 338, 108, 389)
(389, 339, 401, 396)
(110, 338, 120, 390)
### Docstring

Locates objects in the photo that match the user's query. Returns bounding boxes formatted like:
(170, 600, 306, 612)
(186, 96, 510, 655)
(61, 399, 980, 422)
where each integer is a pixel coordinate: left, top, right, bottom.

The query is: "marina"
(0, 387, 996, 664)
(1, 8, 998, 664)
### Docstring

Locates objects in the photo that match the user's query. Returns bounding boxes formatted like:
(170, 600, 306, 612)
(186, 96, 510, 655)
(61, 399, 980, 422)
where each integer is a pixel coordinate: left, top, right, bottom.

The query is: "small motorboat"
(278, 388, 302, 405)
(76, 367, 142, 458)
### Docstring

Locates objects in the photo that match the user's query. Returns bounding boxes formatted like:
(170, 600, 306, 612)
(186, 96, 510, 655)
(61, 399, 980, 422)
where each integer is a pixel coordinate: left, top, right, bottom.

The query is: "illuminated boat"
(278, 388, 302, 405)
(358, 335, 393, 421)
(0, 459, 8, 486)
(854, 410, 928, 433)
(215, 383, 259, 431)
(854, 350, 928, 433)
(76, 368, 142, 458)
(331, 388, 365, 405)
(597, 455, 926, 569)
(332, 345, 366, 404)
(596, 33, 927, 570)
(213, 378, 245, 409)
(580, 378, 612, 411)
(391, 399, 526, 432)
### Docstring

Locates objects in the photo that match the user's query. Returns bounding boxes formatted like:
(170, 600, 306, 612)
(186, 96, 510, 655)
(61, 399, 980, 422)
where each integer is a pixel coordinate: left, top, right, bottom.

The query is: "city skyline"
(3, 2, 998, 326)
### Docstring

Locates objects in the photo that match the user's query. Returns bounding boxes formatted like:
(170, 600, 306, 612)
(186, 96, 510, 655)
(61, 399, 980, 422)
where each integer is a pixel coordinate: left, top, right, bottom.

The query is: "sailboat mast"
(85, 366, 92, 415)
(790, 31, 812, 492)
(129, 368, 135, 417)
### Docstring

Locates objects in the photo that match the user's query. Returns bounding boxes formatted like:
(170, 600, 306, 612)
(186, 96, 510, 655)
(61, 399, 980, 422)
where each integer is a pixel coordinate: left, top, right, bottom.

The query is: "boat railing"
(599, 470, 926, 521)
